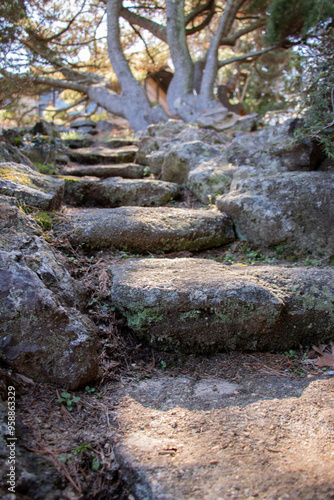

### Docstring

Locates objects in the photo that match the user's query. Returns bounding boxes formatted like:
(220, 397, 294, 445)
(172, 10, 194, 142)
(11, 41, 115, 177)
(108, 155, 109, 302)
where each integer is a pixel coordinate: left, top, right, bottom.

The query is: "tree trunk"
(105, 0, 168, 131)
(166, 0, 198, 121)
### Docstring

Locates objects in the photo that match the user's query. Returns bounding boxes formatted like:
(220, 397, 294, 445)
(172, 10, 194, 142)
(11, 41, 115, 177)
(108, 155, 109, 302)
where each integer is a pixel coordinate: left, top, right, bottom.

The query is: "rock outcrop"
(0, 162, 64, 210)
(225, 118, 322, 173)
(0, 200, 99, 389)
(216, 171, 334, 255)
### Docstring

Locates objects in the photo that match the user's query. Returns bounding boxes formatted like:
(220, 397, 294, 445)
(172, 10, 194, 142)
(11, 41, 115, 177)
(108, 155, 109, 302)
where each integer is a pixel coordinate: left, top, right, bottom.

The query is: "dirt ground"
(1, 193, 334, 499)
(1, 350, 334, 500)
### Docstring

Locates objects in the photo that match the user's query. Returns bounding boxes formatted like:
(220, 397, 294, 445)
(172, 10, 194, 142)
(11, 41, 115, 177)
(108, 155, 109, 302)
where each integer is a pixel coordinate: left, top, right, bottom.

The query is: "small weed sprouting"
(60, 130, 86, 141)
(161, 360, 167, 369)
(291, 368, 306, 377)
(85, 386, 95, 395)
(33, 211, 54, 231)
(57, 392, 81, 411)
(285, 350, 298, 360)
(60, 443, 100, 471)
(34, 162, 57, 175)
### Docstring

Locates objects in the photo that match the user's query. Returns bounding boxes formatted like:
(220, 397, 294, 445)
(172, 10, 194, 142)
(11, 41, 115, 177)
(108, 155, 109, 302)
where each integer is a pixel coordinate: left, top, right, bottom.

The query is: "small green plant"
(60, 130, 85, 141)
(34, 162, 57, 175)
(57, 392, 81, 411)
(161, 360, 167, 369)
(92, 456, 100, 471)
(84, 386, 95, 394)
(60, 443, 100, 471)
(291, 368, 306, 377)
(33, 211, 55, 231)
(88, 297, 100, 307)
(285, 350, 298, 360)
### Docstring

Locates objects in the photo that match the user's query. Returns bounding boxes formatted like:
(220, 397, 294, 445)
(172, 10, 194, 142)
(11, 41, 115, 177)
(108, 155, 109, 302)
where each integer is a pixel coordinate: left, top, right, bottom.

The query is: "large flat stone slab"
(0, 162, 64, 210)
(60, 162, 145, 179)
(111, 258, 334, 352)
(114, 378, 334, 499)
(67, 145, 138, 164)
(216, 171, 334, 255)
(55, 207, 235, 251)
(60, 176, 180, 207)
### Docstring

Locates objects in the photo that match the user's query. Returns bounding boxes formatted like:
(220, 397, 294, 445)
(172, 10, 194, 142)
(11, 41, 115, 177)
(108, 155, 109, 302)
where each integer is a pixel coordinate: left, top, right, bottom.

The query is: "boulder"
(68, 145, 138, 164)
(146, 119, 189, 147)
(61, 162, 145, 179)
(135, 136, 159, 165)
(173, 126, 231, 146)
(226, 119, 322, 172)
(216, 171, 334, 255)
(0, 201, 99, 389)
(55, 206, 235, 252)
(32, 119, 60, 138)
(161, 141, 222, 184)
(145, 150, 166, 176)
(0, 141, 35, 168)
(196, 108, 238, 130)
(0, 162, 64, 210)
(111, 258, 334, 353)
(60, 176, 180, 207)
(186, 156, 236, 203)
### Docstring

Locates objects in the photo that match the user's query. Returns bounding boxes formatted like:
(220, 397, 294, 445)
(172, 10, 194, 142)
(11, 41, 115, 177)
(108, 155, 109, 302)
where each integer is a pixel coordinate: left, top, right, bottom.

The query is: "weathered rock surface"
(114, 378, 334, 500)
(0, 201, 99, 389)
(0, 162, 64, 210)
(226, 119, 322, 172)
(111, 258, 334, 353)
(68, 145, 138, 164)
(135, 136, 159, 165)
(196, 108, 257, 132)
(103, 138, 137, 149)
(61, 162, 145, 179)
(138, 122, 232, 178)
(0, 141, 35, 168)
(186, 156, 236, 203)
(161, 141, 222, 184)
(216, 171, 334, 255)
(60, 176, 180, 207)
(146, 119, 190, 147)
(55, 207, 235, 251)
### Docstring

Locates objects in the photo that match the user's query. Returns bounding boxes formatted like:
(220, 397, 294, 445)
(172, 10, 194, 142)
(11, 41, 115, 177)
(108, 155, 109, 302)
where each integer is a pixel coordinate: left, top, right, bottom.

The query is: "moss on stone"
(0, 168, 33, 187)
(125, 308, 165, 330)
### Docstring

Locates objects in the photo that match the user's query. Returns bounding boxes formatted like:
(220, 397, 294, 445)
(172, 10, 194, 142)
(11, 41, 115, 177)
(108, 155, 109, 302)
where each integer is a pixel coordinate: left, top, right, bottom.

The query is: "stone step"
(60, 162, 145, 179)
(67, 145, 138, 164)
(59, 176, 180, 207)
(102, 138, 138, 149)
(114, 376, 334, 500)
(54, 207, 235, 251)
(111, 258, 334, 353)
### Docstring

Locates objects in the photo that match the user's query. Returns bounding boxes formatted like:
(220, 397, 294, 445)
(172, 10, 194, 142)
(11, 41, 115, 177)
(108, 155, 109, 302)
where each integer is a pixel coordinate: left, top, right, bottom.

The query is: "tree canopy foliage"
(0, 0, 333, 131)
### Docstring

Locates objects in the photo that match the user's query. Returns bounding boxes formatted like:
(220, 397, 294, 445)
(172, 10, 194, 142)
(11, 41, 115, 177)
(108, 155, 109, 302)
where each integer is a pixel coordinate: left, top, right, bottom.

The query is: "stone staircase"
(1, 133, 334, 500)
(54, 137, 334, 354)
